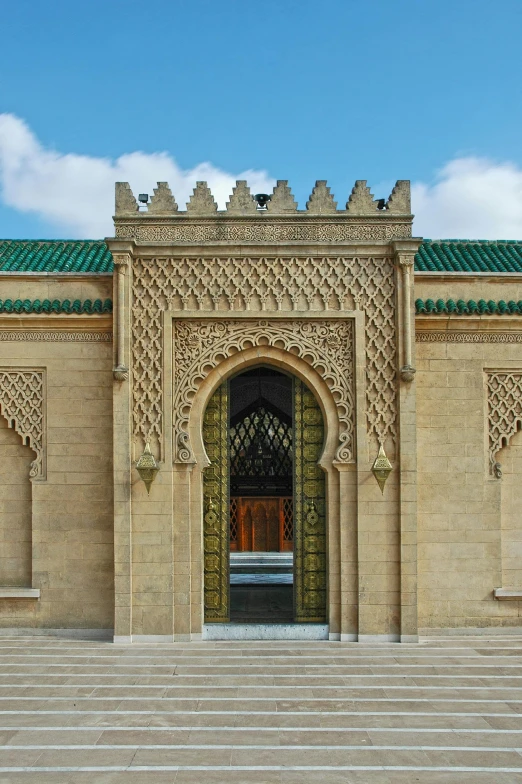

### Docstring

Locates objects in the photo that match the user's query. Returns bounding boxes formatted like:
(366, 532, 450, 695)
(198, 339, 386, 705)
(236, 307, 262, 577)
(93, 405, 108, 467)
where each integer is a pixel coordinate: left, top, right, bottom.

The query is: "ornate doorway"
(202, 367, 326, 624)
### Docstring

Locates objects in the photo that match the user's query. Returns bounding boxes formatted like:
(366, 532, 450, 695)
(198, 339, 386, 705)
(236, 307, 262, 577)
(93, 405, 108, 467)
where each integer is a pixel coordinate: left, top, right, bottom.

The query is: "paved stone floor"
(1, 635, 522, 782)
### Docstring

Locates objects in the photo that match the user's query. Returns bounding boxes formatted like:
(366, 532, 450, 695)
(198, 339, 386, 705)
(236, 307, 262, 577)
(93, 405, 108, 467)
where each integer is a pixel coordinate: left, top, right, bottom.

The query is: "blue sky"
(1, 0, 521, 239)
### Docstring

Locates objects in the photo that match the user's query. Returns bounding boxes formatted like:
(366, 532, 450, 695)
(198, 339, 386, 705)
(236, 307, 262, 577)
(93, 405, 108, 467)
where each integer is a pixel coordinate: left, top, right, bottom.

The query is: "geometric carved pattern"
(0, 332, 112, 342)
(294, 378, 326, 623)
(417, 332, 522, 344)
(202, 384, 229, 621)
(116, 220, 411, 244)
(486, 372, 522, 475)
(0, 370, 45, 479)
(172, 319, 354, 464)
(132, 256, 396, 456)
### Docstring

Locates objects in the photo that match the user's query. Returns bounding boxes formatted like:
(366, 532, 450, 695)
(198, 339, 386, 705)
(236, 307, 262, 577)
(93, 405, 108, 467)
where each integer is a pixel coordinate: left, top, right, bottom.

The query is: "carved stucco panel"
(117, 221, 411, 243)
(486, 371, 522, 476)
(172, 319, 354, 464)
(131, 256, 397, 457)
(0, 370, 45, 479)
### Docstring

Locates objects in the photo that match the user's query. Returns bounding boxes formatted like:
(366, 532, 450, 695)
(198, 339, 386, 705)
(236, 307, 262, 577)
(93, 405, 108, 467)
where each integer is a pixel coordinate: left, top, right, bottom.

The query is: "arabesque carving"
(131, 256, 396, 456)
(0, 370, 45, 479)
(486, 372, 522, 475)
(116, 220, 411, 243)
(172, 320, 354, 464)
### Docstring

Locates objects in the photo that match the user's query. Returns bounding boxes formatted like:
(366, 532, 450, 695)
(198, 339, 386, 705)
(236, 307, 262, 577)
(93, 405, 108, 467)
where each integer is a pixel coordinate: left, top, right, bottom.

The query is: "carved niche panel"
(131, 256, 397, 457)
(172, 319, 354, 464)
(0, 371, 45, 479)
(486, 372, 522, 476)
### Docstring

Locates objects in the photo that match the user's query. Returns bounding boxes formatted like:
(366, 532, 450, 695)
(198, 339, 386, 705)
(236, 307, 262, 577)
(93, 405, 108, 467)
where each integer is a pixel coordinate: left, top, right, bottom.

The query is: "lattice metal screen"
(283, 498, 293, 543)
(230, 498, 239, 544)
(230, 404, 292, 491)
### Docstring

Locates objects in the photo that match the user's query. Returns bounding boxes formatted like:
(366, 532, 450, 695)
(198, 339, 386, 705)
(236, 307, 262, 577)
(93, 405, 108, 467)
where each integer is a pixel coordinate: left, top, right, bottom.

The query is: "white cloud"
(412, 157, 522, 240)
(1, 113, 522, 240)
(0, 113, 275, 237)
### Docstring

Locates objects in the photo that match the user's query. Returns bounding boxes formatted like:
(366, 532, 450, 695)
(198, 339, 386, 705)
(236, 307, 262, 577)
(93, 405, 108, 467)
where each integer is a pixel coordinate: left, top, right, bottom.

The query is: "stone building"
(0, 178, 521, 642)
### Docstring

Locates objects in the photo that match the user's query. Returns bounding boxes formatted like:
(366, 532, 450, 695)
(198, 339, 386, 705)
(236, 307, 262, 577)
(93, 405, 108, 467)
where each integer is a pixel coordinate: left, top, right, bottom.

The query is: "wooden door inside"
(230, 497, 293, 552)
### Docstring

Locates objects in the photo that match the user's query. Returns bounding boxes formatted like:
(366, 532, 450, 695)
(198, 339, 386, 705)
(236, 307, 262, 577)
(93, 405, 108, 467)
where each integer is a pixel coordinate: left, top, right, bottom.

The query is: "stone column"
(108, 244, 133, 642)
(392, 240, 421, 642)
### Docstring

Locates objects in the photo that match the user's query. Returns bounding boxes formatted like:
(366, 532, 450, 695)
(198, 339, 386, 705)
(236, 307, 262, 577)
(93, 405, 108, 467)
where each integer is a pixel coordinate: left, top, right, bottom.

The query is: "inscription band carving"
(116, 221, 411, 244)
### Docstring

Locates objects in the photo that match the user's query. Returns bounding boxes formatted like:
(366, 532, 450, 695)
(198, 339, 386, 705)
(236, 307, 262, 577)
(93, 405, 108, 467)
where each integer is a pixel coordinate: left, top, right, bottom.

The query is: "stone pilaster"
(392, 240, 421, 642)
(107, 243, 133, 642)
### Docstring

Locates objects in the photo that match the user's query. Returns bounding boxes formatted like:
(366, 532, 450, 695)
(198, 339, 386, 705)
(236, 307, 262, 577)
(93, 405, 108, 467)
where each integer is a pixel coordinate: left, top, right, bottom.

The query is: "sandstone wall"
(0, 282, 114, 630)
(415, 275, 522, 630)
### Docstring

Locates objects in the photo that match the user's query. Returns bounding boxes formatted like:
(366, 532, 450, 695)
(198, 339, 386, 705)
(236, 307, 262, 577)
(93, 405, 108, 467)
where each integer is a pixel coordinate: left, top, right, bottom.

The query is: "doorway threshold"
(202, 623, 329, 640)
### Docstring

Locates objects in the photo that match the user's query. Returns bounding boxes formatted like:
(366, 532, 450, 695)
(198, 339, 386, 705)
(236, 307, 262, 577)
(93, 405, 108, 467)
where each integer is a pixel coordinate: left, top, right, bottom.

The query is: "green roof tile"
(1, 239, 522, 275)
(0, 240, 113, 273)
(415, 298, 522, 315)
(0, 298, 112, 314)
(415, 240, 522, 273)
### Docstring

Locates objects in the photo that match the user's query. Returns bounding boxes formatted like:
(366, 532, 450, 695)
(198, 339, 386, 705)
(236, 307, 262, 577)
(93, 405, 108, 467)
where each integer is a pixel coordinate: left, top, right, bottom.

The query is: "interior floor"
(230, 584, 293, 623)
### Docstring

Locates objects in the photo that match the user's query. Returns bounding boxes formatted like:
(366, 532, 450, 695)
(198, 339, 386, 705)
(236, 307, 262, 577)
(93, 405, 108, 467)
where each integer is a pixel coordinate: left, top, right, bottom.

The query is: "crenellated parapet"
(114, 179, 413, 243)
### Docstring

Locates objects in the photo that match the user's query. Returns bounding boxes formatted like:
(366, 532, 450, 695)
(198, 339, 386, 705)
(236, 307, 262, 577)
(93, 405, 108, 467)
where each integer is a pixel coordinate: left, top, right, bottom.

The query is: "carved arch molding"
(174, 319, 353, 463)
(131, 256, 398, 459)
(0, 370, 45, 479)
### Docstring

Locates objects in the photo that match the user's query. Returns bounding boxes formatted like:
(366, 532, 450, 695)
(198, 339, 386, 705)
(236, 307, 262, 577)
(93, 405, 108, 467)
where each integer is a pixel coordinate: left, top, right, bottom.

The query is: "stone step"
(1, 636, 522, 780)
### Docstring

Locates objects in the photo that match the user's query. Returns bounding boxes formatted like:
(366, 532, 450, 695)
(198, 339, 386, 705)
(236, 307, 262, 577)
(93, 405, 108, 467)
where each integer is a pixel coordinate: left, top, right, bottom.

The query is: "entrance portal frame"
(182, 311, 366, 641)
(108, 179, 419, 643)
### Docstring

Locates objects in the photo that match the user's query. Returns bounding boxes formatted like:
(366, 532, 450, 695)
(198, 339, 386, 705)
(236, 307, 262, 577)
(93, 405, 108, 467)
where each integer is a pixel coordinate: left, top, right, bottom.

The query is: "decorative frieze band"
(0, 331, 112, 342)
(416, 332, 522, 343)
(115, 220, 411, 244)
(0, 370, 45, 479)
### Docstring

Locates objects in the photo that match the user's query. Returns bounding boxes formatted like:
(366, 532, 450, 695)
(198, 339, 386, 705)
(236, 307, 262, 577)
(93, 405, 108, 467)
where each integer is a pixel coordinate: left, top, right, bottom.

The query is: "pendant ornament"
(372, 444, 392, 493)
(136, 441, 160, 494)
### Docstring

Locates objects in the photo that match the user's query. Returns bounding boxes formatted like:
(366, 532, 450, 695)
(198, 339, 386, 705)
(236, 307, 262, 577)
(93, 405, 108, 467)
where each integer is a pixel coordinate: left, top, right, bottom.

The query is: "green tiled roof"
(416, 240, 522, 273)
(0, 241, 113, 273)
(416, 298, 522, 315)
(1, 239, 522, 274)
(0, 298, 112, 314)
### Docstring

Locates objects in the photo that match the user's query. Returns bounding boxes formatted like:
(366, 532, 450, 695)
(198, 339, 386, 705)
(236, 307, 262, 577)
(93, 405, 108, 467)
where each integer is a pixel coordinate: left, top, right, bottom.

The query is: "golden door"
(202, 376, 326, 623)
